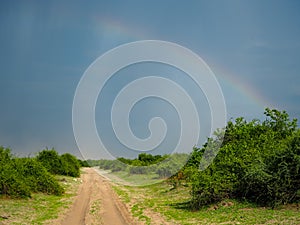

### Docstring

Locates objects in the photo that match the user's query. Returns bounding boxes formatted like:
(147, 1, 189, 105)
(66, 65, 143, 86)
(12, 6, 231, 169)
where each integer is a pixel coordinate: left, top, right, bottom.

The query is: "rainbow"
(94, 16, 148, 43)
(94, 16, 276, 119)
(215, 65, 276, 109)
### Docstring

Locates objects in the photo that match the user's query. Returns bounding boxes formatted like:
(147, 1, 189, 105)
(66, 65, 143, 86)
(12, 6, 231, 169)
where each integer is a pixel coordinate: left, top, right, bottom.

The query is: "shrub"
(186, 109, 300, 208)
(128, 165, 150, 174)
(36, 148, 62, 175)
(0, 147, 63, 198)
(0, 147, 31, 198)
(15, 158, 64, 195)
(78, 159, 90, 167)
(60, 153, 81, 177)
(36, 149, 81, 177)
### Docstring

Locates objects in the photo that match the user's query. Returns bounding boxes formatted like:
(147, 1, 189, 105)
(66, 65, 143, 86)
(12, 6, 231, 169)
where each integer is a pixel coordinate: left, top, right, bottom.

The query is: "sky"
(0, 0, 299, 159)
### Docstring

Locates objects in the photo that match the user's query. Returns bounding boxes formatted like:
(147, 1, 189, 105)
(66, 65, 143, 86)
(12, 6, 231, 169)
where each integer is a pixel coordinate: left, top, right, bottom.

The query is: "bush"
(156, 154, 188, 179)
(60, 153, 81, 177)
(0, 147, 64, 198)
(15, 158, 64, 195)
(186, 109, 300, 208)
(36, 148, 62, 175)
(36, 149, 80, 177)
(78, 159, 90, 167)
(128, 165, 150, 174)
(0, 147, 31, 198)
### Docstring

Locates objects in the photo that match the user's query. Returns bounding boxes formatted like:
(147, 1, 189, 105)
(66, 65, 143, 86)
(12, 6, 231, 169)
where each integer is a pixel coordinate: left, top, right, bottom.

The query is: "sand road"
(60, 168, 134, 225)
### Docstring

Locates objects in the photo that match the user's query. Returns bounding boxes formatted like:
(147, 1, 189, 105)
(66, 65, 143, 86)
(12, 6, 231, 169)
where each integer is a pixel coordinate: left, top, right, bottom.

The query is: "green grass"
(105, 170, 163, 186)
(131, 203, 151, 224)
(112, 174, 300, 225)
(112, 185, 131, 203)
(0, 175, 81, 225)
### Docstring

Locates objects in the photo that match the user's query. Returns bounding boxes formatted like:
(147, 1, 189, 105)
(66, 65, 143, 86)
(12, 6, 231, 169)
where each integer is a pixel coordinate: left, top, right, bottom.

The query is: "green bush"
(78, 159, 90, 167)
(128, 165, 150, 174)
(14, 158, 64, 195)
(185, 109, 300, 208)
(36, 148, 62, 175)
(0, 147, 31, 198)
(156, 154, 188, 179)
(0, 147, 63, 198)
(60, 153, 81, 177)
(36, 149, 80, 177)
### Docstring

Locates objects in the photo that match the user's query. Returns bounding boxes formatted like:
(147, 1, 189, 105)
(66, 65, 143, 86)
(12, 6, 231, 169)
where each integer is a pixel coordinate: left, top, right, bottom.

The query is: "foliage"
(0, 147, 81, 198)
(98, 159, 127, 172)
(184, 108, 300, 209)
(36, 149, 80, 177)
(0, 175, 81, 224)
(0, 147, 64, 198)
(114, 179, 300, 225)
(36, 148, 62, 175)
(78, 159, 90, 167)
(98, 153, 189, 178)
(14, 157, 64, 195)
(118, 153, 168, 166)
(0, 147, 31, 198)
(156, 153, 188, 179)
(60, 153, 81, 177)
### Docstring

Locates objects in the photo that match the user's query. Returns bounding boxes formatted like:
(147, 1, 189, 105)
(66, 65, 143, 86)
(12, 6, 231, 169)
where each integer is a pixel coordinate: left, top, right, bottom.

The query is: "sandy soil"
(60, 168, 135, 225)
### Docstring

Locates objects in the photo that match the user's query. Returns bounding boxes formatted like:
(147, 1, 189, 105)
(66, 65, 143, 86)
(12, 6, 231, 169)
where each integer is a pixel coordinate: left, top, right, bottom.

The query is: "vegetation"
(169, 108, 300, 209)
(1, 108, 299, 224)
(36, 149, 81, 177)
(106, 108, 299, 224)
(97, 153, 189, 179)
(0, 147, 81, 198)
(0, 175, 81, 224)
(119, 153, 168, 166)
(98, 109, 299, 210)
(78, 159, 91, 167)
(113, 180, 300, 225)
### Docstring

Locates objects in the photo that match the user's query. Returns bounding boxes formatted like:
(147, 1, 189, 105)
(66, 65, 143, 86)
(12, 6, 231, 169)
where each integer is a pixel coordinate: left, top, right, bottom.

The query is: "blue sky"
(0, 0, 299, 158)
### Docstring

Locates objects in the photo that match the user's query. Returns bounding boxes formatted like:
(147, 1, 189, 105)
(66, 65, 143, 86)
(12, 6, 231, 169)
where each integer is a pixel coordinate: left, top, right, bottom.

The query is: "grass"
(131, 203, 151, 224)
(89, 198, 102, 224)
(0, 175, 81, 225)
(111, 173, 300, 225)
(101, 170, 162, 186)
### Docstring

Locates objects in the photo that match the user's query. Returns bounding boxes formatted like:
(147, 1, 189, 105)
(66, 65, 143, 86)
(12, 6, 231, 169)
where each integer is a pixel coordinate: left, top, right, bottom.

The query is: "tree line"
(97, 153, 189, 178)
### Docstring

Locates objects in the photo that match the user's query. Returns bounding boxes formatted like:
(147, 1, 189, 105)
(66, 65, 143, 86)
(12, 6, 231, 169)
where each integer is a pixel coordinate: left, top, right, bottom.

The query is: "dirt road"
(61, 168, 134, 225)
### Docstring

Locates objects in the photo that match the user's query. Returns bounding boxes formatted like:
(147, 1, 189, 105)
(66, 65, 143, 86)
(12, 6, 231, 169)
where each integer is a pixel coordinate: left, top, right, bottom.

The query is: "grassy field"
(101, 169, 162, 186)
(0, 175, 81, 225)
(110, 171, 300, 225)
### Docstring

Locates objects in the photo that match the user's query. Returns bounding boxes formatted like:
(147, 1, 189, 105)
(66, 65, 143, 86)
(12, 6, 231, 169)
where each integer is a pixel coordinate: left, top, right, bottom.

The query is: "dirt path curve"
(61, 168, 134, 225)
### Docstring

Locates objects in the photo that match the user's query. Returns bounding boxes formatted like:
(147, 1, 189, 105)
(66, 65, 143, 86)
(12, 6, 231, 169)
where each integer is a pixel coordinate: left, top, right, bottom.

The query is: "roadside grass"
(112, 174, 300, 225)
(103, 170, 162, 186)
(131, 203, 151, 224)
(0, 175, 81, 225)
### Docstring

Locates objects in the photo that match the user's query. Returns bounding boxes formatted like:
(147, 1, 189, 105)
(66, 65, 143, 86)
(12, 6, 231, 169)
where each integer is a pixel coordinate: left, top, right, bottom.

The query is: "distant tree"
(78, 159, 90, 167)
